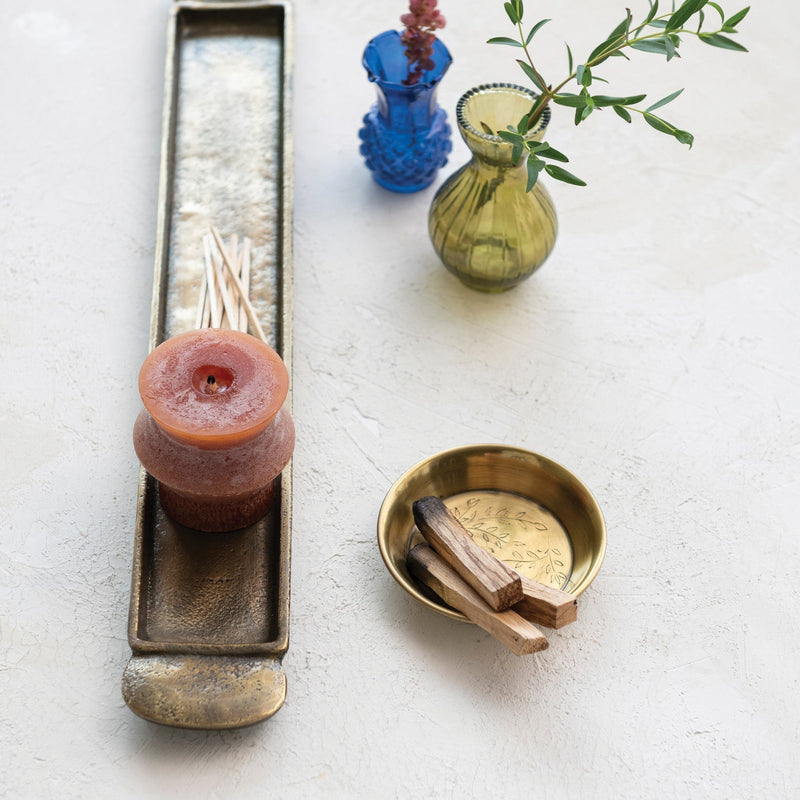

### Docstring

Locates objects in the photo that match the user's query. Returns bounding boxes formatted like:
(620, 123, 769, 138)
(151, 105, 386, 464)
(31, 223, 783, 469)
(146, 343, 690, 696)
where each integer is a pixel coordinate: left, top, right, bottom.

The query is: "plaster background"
(1, 1, 798, 798)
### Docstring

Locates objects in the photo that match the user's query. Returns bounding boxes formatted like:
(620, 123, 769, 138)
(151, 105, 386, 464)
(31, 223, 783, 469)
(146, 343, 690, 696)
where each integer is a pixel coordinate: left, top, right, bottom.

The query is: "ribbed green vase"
(428, 83, 557, 292)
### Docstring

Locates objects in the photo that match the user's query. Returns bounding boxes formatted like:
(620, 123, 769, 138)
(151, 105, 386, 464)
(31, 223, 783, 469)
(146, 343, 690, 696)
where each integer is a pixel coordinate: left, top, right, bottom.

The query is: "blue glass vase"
(359, 30, 452, 193)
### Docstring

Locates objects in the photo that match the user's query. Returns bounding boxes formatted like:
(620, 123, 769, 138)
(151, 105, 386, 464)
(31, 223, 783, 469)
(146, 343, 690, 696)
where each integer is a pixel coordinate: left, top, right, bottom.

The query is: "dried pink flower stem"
(400, 0, 446, 85)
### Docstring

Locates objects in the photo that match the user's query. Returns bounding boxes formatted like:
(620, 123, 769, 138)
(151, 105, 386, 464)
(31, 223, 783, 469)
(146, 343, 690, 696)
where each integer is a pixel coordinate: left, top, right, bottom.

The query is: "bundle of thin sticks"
(196, 226, 267, 344)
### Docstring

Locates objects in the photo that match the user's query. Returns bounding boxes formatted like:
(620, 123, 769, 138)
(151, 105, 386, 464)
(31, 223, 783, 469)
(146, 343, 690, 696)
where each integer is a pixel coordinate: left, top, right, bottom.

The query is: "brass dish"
(121, 0, 294, 730)
(377, 445, 606, 621)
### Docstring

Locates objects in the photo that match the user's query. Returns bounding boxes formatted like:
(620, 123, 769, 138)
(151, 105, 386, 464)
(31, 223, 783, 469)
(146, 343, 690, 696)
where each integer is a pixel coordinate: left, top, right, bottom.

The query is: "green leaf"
(544, 164, 587, 186)
(646, 88, 684, 112)
(512, 140, 524, 165)
(649, 19, 669, 28)
(552, 93, 587, 108)
(526, 18, 551, 45)
(504, 2, 520, 25)
(613, 105, 632, 122)
(642, 114, 695, 147)
(535, 144, 570, 162)
(666, 0, 708, 32)
(608, 9, 633, 39)
(664, 33, 677, 59)
(592, 93, 647, 107)
(587, 10, 632, 65)
(498, 129, 522, 144)
(566, 42, 574, 74)
(644, 0, 660, 25)
(699, 32, 748, 51)
(526, 155, 545, 191)
(643, 112, 695, 146)
(642, 111, 676, 134)
(487, 36, 524, 47)
(707, 1, 725, 22)
(723, 6, 750, 29)
(630, 38, 670, 55)
(479, 121, 494, 135)
(588, 32, 626, 65)
(577, 64, 592, 87)
(516, 59, 548, 93)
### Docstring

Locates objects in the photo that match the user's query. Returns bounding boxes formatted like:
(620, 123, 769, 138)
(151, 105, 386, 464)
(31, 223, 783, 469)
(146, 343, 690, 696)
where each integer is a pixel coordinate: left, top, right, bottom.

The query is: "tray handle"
(122, 653, 286, 729)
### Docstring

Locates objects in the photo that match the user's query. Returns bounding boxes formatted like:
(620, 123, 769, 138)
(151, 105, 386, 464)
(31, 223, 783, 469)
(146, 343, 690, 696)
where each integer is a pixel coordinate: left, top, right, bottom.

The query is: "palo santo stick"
(203, 235, 221, 328)
(407, 544, 548, 655)
(210, 226, 267, 344)
(514, 576, 578, 630)
(413, 496, 523, 611)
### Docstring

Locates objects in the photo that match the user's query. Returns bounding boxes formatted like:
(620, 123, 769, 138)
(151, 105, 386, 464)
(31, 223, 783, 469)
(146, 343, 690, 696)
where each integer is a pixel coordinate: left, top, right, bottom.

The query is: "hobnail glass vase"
(359, 30, 453, 193)
(428, 83, 558, 291)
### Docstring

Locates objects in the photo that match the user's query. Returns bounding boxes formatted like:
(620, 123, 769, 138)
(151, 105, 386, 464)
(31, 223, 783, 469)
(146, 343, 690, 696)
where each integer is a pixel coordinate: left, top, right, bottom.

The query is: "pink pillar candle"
(133, 328, 295, 532)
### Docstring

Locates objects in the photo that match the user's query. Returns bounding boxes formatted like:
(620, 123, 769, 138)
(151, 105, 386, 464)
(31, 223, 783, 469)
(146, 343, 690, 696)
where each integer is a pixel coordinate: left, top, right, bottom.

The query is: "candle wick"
(206, 374, 218, 394)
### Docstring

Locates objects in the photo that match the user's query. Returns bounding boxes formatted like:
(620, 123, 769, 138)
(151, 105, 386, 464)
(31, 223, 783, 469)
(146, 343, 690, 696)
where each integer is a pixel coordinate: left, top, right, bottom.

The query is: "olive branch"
(487, 0, 750, 189)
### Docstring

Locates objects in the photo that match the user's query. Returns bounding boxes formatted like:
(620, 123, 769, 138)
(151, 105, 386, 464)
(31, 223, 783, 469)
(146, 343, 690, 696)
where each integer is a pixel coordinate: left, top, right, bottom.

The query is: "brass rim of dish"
(377, 444, 606, 622)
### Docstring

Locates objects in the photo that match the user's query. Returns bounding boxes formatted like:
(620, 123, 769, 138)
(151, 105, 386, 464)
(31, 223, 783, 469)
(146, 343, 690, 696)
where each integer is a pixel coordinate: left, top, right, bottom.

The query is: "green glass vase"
(428, 83, 557, 292)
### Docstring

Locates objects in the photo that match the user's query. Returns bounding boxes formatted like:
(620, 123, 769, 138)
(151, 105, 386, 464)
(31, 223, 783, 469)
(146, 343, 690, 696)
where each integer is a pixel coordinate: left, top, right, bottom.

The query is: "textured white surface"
(1, 1, 798, 798)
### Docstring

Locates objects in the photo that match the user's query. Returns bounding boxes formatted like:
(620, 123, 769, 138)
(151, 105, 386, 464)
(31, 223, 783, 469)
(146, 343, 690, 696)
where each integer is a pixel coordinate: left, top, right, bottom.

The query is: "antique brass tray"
(121, 0, 294, 729)
(378, 445, 606, 622)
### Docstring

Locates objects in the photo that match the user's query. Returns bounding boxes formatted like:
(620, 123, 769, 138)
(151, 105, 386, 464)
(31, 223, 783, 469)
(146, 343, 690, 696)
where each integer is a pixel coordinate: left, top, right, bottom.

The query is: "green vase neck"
(456, 83, 550, 168)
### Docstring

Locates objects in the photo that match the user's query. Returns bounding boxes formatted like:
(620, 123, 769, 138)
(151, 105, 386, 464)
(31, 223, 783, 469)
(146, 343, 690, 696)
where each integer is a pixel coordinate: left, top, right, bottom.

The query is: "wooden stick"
(413, 496, 523, 611)
(228, 233, 240, 330)
(201, 290, 211, 328)
(210, 226, 267, 344)
(195, 271, 208, 330)
(203, 235, 221, 328)
(230, 232, 239, 274)
(212, 245, 239, 330)
(514, 576, 578, 629)
(225, 233, 239, 328)
(239, 237, 251, 333)
(407, 545, 548, 655)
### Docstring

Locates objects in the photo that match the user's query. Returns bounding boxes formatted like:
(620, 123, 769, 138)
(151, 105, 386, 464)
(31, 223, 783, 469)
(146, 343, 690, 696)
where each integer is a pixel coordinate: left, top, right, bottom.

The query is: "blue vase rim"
(363, 29, 452, 90)
(456, 82, 551, 143)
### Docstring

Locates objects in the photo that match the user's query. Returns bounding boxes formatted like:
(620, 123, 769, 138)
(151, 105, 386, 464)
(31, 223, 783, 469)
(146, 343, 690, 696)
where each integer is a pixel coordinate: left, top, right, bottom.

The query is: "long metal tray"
(121, 0, 294, 729)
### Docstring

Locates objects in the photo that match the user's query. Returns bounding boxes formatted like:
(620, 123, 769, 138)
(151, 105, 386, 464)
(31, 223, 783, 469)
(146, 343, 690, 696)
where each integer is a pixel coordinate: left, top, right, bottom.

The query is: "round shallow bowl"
(377, 444, 606, 621)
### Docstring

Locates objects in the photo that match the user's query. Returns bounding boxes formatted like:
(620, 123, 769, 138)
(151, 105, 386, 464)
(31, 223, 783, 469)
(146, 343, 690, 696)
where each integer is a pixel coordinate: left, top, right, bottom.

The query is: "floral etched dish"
(377, 444, 606, 621)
